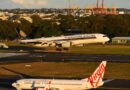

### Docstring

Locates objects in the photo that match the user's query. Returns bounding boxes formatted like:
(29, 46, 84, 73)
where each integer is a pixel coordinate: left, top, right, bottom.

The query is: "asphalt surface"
(0, 53, 28, 58)
(0, 52, 130, 89)
(0, 52, 130, 64)
(0, 88, 14, 90)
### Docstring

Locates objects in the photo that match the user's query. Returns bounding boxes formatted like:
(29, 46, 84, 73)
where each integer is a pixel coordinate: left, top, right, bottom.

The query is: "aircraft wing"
(19, 38, 55, 46)
(19, 38, 44, 43)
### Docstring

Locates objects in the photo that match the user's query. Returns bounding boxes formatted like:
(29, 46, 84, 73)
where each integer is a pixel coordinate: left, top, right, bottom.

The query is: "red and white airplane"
(12, 61, 111, 90)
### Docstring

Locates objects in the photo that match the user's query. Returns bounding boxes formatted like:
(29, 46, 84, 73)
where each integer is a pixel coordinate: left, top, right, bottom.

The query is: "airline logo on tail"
(87, 61, 106, 88)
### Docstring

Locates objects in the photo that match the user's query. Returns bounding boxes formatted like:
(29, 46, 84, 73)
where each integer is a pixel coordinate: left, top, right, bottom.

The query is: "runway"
(0, 52, 130, 64)
(0, 53, 28, 58)
(0, 88, 14, 90)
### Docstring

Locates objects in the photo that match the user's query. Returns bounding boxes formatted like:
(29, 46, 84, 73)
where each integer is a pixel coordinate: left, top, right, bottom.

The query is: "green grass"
(68, 45, 130, 55)
(1, 42, 130, 55)
(0, 62, 130, 79)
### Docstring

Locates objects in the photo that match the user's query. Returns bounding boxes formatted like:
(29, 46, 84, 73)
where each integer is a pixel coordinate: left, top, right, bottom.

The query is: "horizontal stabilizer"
(103, 79, 114, 83)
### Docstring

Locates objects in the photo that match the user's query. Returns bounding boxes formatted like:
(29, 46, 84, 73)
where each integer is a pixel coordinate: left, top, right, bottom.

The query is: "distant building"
(112, 37, 130, 44)
(118, 11, 125, 15)
(0, 16, 8, 20)
(0, 12, 4, 16)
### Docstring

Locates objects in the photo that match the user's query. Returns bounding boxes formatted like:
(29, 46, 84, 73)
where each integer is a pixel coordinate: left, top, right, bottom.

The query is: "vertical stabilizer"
(16, 27, 27, 39)
(83, 61, 107, 88)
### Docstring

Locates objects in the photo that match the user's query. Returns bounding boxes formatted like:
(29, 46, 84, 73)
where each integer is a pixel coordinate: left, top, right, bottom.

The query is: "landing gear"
(102, 42, 105, 47)
(63, 48, 69, 51)
(56, 48, 62, 51)
(56, 47, 69, 51)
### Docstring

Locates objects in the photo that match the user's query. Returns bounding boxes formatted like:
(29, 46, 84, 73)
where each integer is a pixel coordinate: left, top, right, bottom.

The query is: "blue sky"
(0, 0, 130, 9)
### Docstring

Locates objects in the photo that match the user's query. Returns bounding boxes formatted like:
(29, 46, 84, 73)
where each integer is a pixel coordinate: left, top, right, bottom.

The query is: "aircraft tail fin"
(16, 27, 27, 39)
(83, 61, 107, 88)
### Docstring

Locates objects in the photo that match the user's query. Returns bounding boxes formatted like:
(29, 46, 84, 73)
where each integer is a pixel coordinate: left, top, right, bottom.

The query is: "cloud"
(12, 0, 48, 8)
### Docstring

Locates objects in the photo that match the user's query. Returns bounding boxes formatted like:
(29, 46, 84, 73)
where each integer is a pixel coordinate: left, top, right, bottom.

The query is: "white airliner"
(18, 33, 110, 48)
(12, 61, 111, 90)
(0, 43, 9, 48)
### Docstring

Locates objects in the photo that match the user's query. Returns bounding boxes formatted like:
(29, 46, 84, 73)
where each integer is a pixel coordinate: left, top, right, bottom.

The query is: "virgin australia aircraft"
(17, 30, 109, 49)
(12, 61, 111, 90)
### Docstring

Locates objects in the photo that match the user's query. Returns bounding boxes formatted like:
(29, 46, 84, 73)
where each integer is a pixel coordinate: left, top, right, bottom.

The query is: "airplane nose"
(107, 37, 110, 42)
(12, 82, 17, 87)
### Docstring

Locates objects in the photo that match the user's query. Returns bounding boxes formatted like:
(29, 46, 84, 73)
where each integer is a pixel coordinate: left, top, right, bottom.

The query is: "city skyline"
(0, 0, 130, 9)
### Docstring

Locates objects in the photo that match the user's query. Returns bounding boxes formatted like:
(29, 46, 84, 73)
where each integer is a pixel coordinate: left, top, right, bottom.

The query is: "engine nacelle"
(56, 42, 71, 48)
(34, 42, 55, 47)
(36, 87, 46, 90)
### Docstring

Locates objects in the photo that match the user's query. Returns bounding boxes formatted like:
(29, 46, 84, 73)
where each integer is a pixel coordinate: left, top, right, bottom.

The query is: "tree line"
(0, 14, 130, 40)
